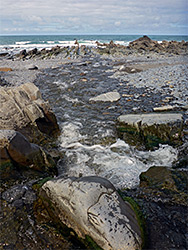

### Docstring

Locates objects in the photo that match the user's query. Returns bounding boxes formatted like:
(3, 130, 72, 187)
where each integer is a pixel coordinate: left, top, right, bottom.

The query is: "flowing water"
(35, 54, 178, 189)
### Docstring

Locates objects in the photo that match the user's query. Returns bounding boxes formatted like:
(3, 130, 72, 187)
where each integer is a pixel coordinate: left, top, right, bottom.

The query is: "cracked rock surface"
(41, 176, 142, 250)
(0, 82, 59, 137)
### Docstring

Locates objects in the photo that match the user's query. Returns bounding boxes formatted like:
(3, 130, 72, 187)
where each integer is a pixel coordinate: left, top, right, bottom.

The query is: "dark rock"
(173, 142, 188, 168)
(0, 130, 56, 173)
(2, 184, 26, 203)
(28, 48, 38, 56)
(19, 49, 27, 59)
(139, 166, 188, 205)
(0, 76, 10, 86)
(28, 64, 38, 70)
(0, 52, 9, 57)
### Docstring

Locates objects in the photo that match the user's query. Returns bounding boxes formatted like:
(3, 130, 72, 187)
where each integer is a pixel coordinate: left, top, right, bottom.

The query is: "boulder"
(19, 49, 27, 59)
(128, 36, 157, 51)
(41, 176, 142, 250)
(28, 48, 38, 56)
(89, 91, 120, 102)
(0, 82, 60, 138)
(140, 166, 188, 205)
(0, 129, 55, 173)
(117, 113, 184, 149)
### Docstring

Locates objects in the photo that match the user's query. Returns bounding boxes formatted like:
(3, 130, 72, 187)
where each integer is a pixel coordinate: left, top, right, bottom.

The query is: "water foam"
(59, 122, 178, 189)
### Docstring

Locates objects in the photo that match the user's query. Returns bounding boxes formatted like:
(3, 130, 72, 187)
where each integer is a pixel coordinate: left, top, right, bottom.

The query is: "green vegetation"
(118, 191, 147, 249)
(33, 177, 53, 191)
(84, 235, 103, 250)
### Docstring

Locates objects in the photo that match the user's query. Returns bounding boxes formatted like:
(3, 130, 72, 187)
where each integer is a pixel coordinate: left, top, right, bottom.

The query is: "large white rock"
(89, 91, 120, 102)
(41, 176, 142, 250)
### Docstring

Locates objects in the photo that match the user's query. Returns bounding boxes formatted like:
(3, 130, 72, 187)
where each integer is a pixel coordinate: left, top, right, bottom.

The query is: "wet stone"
(41, 176, 143, 250)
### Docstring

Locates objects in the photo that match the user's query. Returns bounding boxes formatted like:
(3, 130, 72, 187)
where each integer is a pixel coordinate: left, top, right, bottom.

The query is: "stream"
(35, 54, 178, 189)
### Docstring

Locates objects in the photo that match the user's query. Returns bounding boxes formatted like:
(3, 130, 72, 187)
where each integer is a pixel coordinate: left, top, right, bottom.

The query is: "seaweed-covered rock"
(0, 130, 56, 174)
(0, 82, 60, 138)
(140, 166, 188, 205)
(41, 176, 143, 250)
(117, 113, 184, 149)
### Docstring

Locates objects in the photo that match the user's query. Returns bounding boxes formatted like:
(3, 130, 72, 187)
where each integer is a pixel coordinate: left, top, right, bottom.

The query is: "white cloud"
(115, 21, 121, 26)
(27, 15, 43, 23)
(0, 0, 187, 34)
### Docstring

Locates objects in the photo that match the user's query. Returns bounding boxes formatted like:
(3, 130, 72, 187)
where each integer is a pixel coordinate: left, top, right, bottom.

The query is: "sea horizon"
(0, 33, 188, 55)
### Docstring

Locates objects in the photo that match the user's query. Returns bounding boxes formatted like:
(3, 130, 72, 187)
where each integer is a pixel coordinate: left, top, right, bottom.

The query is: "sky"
(0, 0, 188, 35)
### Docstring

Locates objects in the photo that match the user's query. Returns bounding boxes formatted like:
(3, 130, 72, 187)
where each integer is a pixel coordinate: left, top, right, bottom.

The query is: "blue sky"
(1, 0, 188, 35)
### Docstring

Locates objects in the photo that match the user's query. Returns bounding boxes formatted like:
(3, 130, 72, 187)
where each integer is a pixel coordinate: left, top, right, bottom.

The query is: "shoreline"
(0, 36, 188, 250)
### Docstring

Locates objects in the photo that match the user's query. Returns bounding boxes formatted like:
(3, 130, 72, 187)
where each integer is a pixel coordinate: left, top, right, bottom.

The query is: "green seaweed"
(33, 177, 53, 191)
(118, 191, 147, 249)
(36, 190, 104, 250)
(0, 160, 15, 179)
(84, 235, 103, 250)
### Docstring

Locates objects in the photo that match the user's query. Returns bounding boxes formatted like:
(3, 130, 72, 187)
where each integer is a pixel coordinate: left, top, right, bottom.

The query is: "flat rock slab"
(117, 113, 184, 149)
(89, 91, 120, 102)
(118, 113, 183, 127)
(41, 176, 142, 250)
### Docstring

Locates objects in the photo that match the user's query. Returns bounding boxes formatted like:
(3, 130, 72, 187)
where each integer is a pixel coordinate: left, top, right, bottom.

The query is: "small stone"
(89, 91, 120, 102)
(28, 65, 38, 70)
(153, 105, 175, 112)
(0, 67, 13, 72)
(80, 78, 87, 82)
(122, 94, 133, 97)
(182, 105, 188, 110)
(119, 65, 125, 71)
(132, 107, 140, 111)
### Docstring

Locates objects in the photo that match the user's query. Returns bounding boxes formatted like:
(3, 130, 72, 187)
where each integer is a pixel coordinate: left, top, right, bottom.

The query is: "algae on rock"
(117, 113, 184, 150)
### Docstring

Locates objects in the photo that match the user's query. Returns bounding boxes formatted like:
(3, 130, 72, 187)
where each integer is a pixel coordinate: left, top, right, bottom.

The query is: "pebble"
(153, 105, 175, 112)
(28, 65, 38, 70)
(0, 67, 13, 72)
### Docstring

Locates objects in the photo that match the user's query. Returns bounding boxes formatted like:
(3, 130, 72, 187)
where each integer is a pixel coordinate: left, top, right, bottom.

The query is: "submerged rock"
(41, 176, 143, 250)
(117, 113, 184, 149)
(89, 91, 120, 102)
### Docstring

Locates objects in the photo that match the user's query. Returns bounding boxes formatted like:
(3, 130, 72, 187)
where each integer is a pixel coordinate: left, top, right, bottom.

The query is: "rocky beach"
(0, 36, 188, 249)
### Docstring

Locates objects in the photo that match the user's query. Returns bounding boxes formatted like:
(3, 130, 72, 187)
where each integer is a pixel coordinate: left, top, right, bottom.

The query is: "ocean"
(0, 34, 188, 54)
